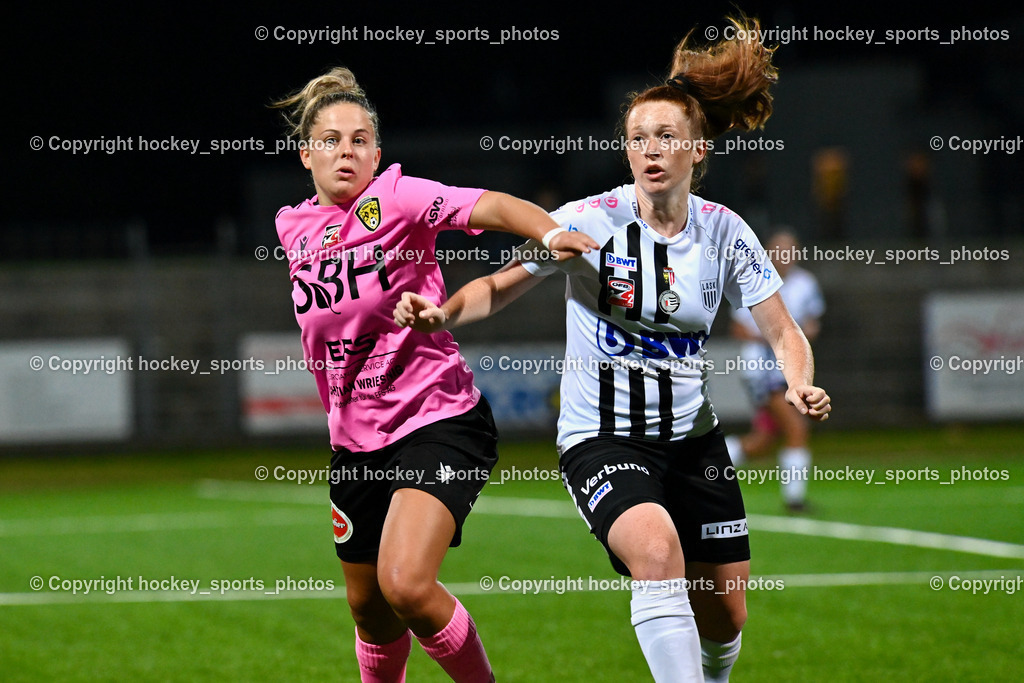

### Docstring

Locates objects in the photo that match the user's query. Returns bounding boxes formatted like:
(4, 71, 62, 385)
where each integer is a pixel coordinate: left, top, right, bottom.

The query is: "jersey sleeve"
(721, 220, 782, 309)
(393, 174, 487, 234)
(511, 239, 561, 278)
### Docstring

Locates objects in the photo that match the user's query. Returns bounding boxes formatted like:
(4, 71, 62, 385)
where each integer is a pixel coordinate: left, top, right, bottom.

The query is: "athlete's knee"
(620, 532, 684, 579)
(696, 600, 746, 643)
(345, 581, 384, 626)
(725, 603, 747, 636)
(377, 565, 437, 618)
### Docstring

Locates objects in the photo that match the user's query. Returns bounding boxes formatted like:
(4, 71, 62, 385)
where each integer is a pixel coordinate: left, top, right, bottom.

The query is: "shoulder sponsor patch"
(356, 197, 381, 232)
(426, 195, 448, 225)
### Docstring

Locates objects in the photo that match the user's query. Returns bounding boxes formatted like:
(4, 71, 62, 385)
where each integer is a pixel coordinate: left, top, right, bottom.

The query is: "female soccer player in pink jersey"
(395, 16, 830, 683)
(273, 66, 596, 683)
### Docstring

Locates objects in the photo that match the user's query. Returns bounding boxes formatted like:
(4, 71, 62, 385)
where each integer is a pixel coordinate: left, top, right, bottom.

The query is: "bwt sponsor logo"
(596, 320, 707, 359)
(587, 482, 613, 511)
(605, 253, 637, 271)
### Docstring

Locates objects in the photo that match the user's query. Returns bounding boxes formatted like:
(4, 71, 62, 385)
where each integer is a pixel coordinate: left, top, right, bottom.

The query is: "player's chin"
(636, 178, 669, 195)
(326, 180, 360, 204)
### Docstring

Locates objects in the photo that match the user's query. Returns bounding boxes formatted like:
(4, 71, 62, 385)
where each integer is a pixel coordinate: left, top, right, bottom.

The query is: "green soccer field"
(2, 425, 1023, 681)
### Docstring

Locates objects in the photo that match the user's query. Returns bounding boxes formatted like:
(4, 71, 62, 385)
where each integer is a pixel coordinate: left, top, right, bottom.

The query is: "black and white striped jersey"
(519, 185, 782, 454)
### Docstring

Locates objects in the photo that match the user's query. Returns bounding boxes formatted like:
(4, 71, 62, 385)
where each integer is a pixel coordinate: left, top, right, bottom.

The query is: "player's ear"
(372, 145, 381, 173)
(299, 143, 312, 170)
(691, 138, 707, 165)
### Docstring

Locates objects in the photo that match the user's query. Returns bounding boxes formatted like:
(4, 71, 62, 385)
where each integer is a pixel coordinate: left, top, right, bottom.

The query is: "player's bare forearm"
(443, 261, 541, 329)
(774, 324, 814, 388)
(775, 329, 830, 420)
(394, 262, 541, 333)
(750, 292, 831, 420)
(467, 192, 598, 257)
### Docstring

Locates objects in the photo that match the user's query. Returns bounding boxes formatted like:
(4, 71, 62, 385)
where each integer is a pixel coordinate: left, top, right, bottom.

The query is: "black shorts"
(329, 397, 499, 563)
(560, 427, 750, 576)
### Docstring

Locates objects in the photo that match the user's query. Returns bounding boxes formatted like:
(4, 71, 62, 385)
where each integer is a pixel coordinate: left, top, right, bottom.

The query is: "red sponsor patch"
(332, 502, 353, 544)
(322, 224, 343, 248)
(607, 278, 635, 309)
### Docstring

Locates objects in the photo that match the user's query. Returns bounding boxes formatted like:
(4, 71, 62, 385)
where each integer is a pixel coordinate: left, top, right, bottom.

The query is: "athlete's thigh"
(607, 501, 686, 579)
(377, 488, 456, 578)
(560, 436, 670, 576)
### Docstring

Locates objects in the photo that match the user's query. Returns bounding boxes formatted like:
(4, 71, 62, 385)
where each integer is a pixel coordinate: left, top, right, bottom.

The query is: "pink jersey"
(276, 163, 485, 452)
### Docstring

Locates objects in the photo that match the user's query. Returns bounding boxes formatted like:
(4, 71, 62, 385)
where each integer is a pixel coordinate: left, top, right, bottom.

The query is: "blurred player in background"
(273, 66, 595, 683)
(725, 230, 825, 512)
(395, 15, 830, 682)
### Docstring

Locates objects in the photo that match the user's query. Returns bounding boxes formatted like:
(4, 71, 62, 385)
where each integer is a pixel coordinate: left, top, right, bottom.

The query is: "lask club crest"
(356, 197, 381, 232)
(700, 279, 719, 313)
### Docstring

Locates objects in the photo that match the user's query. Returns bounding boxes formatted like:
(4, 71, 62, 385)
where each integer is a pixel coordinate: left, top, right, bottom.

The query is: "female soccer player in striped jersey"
(273, 66, 596, 683)
(726, 230, 826, 511)
(394, 16, 830, 682)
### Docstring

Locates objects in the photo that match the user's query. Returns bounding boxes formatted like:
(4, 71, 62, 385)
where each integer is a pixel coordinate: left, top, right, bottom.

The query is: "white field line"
(0, 509, 313, 536)
(746, 514, 1024, 560)
(5, 481, 1024, 562)
(3, 481, 1024, 608)
(198, 480, 1024, 560)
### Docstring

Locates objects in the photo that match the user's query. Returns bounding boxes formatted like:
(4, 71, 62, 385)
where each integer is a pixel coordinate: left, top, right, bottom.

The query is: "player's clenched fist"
(394, 292, 447, 333)
(547, 229, 599, 259)
(786, 384, 831, 421)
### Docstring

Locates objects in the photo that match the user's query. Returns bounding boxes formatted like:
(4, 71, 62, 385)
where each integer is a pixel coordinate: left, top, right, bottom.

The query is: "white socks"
(630, 581, 703, 682)
(701, 633, 742, 682)
(778, 446, 811, 506)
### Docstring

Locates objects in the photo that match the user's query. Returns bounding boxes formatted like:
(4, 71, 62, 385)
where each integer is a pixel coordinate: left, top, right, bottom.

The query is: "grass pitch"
(1, 425, 1022, 681)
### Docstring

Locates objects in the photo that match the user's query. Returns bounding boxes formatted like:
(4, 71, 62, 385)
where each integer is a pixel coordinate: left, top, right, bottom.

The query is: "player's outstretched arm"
(394, 261, 542, 333)
(750, 292, 832, 421)
(467, 191, 598, 259)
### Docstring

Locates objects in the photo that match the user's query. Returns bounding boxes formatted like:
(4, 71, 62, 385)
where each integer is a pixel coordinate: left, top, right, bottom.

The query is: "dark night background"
(5, 1, 1023, 257)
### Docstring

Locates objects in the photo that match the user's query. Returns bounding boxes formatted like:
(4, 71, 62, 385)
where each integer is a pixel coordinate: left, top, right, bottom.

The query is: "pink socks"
(416, 599, 493, 683)
(355, 628, 411, 683)
(355, 599, 492, 682)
